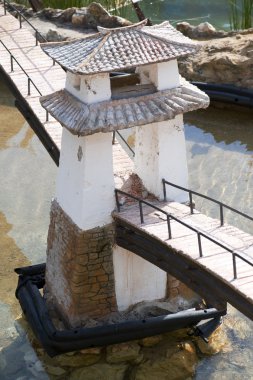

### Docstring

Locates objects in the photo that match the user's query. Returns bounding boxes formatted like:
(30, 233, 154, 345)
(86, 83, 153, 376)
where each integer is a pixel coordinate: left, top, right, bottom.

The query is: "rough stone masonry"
(45, 200, 117, 327)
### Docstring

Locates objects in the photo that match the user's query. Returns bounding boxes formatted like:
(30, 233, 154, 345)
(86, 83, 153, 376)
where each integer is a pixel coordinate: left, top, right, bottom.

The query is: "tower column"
(134, 115, 189, 202)
(45, 128, 117, 327)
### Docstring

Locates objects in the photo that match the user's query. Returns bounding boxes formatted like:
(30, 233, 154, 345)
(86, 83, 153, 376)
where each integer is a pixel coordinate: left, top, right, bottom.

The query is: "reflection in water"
(185, 106, 253, 235)
(0, 77, 253, 378)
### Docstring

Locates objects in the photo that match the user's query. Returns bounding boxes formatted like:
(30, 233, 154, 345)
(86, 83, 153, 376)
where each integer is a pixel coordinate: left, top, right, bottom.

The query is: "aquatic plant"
(228, 0, 253, 29)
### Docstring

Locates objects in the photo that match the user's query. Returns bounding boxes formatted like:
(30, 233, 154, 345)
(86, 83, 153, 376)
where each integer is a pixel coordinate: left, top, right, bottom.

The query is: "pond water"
(118, 0, 230, 30)
(1, 79, 253, 378)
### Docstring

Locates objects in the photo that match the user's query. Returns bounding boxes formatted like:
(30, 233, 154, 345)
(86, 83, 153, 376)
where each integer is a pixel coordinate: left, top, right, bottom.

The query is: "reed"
(228, 0, 253, 30)
(15, 0, 129, 15)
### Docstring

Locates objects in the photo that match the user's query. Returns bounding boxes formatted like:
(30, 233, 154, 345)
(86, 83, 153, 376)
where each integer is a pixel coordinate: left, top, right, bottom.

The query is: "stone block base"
(166, 275, 202, 305)
(45, 200, 117, 327)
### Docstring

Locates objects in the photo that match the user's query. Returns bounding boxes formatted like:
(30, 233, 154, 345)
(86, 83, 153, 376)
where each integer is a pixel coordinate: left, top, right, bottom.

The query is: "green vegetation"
(15, 0, 129, 15)
(228, 0, 253, 29)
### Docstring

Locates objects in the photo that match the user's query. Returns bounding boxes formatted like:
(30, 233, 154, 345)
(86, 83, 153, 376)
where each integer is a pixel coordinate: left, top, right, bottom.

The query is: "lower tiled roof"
(40, 79, 209, 136)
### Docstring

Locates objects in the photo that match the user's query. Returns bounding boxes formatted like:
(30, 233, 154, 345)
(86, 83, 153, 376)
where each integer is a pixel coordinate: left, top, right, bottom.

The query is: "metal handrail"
(162, 179, 253, 227)
(2, 0, 47, 46)
(115, 188, 253, 280)
(0, 39, 42, 95)
(112, 131, 135, 157)
(0, 39, 49, 121)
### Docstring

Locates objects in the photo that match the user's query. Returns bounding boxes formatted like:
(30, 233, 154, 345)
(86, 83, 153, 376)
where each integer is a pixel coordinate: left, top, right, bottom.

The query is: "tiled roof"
(40, 79, 209, 136)
(41, 20, 199, 75)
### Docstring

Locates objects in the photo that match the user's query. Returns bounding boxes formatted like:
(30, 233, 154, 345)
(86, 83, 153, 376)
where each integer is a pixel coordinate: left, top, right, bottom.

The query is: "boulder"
(45, 28, 67, 42)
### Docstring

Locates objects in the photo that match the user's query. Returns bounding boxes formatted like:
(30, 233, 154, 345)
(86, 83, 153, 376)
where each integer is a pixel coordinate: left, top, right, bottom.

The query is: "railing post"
(19, 13, 22, 29)
(220, 204, 224, 226)
(28, 77, 31, 95)
(197, 232, 203, 258)
(112, 131, 116, 145)
(46, 110, 49, 122)
(189, 191, 194, 214)
(115, 190, 121, 212)
(232, 254, 237, 280)
(167, 214, 172, 239)
(4, 0, 6, 15)
(139, 201, 144, 224)
(53, 59, 56, 66)
(162, 179, 167, 202)
(10, 55, 14, 72)
(35, 30, 38, 46)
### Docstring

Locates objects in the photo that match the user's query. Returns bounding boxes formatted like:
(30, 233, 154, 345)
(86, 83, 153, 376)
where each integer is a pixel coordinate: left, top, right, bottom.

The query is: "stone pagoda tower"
(40, 20, 209, 327)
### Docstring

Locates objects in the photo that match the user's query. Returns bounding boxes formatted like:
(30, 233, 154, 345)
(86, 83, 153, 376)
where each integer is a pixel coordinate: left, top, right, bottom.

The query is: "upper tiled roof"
(41, 20, 199, 75)
(40, 79, 209, 136)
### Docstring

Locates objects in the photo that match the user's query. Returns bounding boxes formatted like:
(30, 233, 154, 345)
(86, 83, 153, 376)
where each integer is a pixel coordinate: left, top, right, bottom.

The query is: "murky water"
(1, 79, 253, 378)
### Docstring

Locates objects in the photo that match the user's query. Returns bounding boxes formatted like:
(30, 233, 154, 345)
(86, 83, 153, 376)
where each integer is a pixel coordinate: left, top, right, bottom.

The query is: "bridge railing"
(115, 188, 253, 280)
(162, 179, 253, 228)
(112, 131, 135, 157)
(0, 39, 49, 121)
(2, 0, 47, 46)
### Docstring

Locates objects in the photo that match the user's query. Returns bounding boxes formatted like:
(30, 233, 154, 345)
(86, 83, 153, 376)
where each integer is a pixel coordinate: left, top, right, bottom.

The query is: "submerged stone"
(106, 342, 141, 364)
(69, 363, 128, 380)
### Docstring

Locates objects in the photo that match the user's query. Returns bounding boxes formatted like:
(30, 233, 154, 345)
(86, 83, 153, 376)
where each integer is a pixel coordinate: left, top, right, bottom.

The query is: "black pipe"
(192, 82, 253, 108)
(15, 265, 226, 356)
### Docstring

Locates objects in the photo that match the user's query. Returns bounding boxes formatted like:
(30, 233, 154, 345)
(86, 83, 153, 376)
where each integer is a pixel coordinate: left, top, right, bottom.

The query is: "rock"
(139, 335, 163, 347)
(178, 29, 253, 89)
(106, 342, 141, 364)
(57, 7, 77, 22)
(44, 364, 67, 376)
(87, 2, 110, 18)
(177, 21, 226, 39)
(45, 28, 67, 42)
(196, 22, 216, 34)
(70, 363, 128, 380)
(46, 351, 102, 367)
(98, 15, 132, 28)
(176, 22, 193, 36)
(196, 325, 231, 355)
(131, 341, 198, 380)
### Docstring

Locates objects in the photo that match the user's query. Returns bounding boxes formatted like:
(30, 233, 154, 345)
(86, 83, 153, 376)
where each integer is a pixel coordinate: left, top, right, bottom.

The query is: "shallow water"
(1, 79, 253, 378)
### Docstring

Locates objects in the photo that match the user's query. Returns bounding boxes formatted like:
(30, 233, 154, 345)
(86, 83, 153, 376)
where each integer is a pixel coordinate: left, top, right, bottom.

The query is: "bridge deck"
(0, 3, 64, 149)
(114, 201, 253, 306)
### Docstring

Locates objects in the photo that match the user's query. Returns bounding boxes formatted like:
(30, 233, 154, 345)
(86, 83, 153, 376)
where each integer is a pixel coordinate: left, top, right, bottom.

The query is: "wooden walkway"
(0, 3, 64, 149)
(114, 200, 253, 319)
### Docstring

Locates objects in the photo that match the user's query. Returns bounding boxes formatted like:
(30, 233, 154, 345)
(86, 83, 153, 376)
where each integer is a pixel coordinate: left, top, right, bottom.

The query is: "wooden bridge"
(2, 2, 253, 321)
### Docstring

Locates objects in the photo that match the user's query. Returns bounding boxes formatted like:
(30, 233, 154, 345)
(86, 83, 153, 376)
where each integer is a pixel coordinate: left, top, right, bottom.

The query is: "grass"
(14, 0, 130, 16)
(228, 0, 253, 29)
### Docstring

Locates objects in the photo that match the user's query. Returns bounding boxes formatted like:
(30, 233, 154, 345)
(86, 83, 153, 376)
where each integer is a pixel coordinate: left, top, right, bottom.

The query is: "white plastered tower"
(40, 20, 209, 326)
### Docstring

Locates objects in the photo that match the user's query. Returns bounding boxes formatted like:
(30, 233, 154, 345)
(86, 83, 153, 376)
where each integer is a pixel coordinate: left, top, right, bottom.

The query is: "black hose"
(192, 82, 253, 107)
